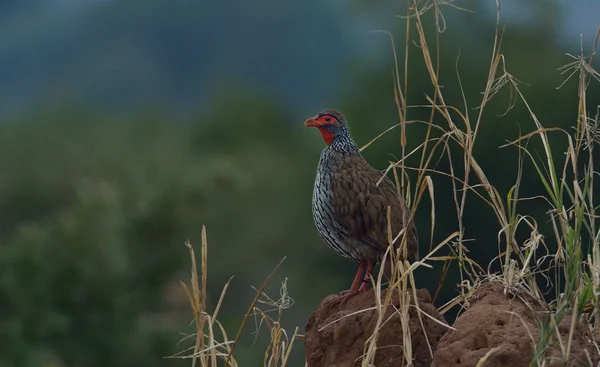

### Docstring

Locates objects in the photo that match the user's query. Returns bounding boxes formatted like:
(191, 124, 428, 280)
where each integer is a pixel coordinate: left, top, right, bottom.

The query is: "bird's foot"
(332, 289, 356, 307)
(330, 261, 373, 307)
(333, 285, 369, 307)
(337, 288, 355, 298)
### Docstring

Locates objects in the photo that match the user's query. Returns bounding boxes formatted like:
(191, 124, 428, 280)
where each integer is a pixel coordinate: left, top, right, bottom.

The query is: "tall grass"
(172, 1, 600, 365)
(371, 0, 600, 365)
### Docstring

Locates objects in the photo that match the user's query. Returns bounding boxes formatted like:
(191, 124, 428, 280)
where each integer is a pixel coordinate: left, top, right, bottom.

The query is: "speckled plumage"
(305, 109, 418, 297)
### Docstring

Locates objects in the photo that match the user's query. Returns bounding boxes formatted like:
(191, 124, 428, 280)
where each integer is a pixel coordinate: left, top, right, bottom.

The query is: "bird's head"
(303, 109, 348, 145)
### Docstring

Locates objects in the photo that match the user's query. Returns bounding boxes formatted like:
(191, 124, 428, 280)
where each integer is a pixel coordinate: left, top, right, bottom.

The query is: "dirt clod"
(305, 288, 448, 367)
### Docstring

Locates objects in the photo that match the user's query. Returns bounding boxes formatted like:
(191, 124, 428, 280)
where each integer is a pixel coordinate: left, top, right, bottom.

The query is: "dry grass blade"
(224, 256, 287, 366)
(187, 234, 205, 367)
(474, 346, 502, 367)
(168, 228, 233, 367)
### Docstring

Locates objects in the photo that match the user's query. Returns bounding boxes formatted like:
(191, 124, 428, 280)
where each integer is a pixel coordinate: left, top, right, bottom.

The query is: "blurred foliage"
(0, 110, 196, 366)
(0, 94, 335, 366)
(1, 2, 599, 367)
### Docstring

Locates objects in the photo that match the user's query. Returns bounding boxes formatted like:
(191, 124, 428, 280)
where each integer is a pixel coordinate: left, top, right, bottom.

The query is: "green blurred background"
(1, 1, 599, 366)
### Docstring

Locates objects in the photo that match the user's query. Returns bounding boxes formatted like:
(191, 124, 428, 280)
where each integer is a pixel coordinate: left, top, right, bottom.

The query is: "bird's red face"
(304, 113, 340, 145)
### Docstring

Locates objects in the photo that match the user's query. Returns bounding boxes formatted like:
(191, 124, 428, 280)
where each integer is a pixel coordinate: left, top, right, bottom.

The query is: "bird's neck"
(328, 133, 360, 156)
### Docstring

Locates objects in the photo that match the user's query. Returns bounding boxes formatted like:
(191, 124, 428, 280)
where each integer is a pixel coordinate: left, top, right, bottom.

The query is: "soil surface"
(305, 283, 599, 367)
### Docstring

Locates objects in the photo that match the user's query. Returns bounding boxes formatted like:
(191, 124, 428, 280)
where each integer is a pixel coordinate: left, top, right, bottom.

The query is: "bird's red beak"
(304, 116, 320, 127)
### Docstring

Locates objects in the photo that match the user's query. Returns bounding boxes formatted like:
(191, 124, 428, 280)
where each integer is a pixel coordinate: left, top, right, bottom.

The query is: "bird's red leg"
(336, 261, 366, 303)
(348, 261, 367, 294)
(358, 262, 374, 293)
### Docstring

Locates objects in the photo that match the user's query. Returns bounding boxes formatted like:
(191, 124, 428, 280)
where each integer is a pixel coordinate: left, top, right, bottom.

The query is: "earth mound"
(305, 283, 599, 366)
(304, 288, 448, 367)
(432, 282, 598, 367)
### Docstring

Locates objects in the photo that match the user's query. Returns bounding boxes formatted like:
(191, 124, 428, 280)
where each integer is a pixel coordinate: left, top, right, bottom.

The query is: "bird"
(304, 109, 419, 302)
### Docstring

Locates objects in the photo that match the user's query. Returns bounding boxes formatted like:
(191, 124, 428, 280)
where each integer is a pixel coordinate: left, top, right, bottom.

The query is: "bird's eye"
(325, 117, 331, 122)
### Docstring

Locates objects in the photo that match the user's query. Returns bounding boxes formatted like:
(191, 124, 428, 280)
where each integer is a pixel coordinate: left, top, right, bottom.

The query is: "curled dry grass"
(170, 0, 600, 365)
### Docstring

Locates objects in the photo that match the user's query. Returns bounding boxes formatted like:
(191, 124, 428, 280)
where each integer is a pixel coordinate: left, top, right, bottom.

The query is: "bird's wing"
(331, 156, 419, 261)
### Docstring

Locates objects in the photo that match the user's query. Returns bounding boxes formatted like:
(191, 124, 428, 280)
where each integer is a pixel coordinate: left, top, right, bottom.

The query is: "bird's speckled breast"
(312, 147, 361, 261)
